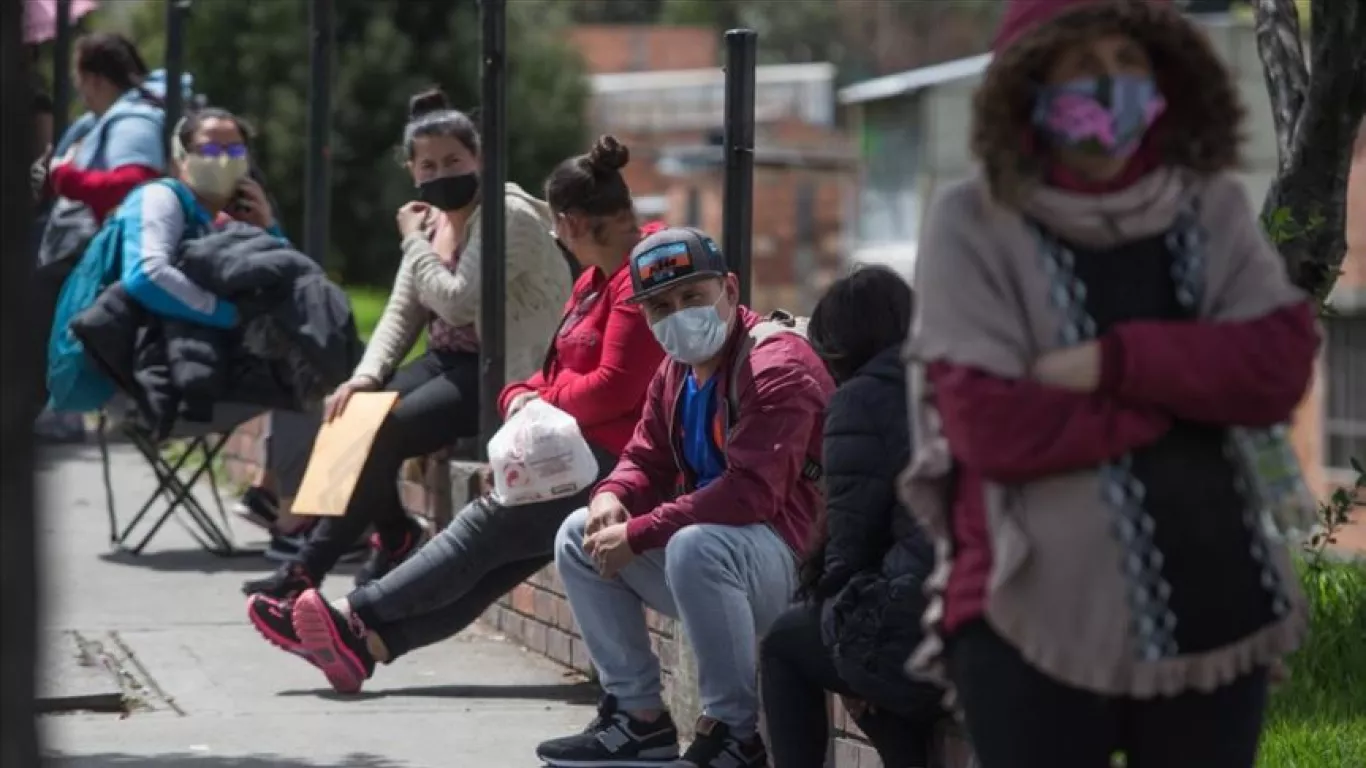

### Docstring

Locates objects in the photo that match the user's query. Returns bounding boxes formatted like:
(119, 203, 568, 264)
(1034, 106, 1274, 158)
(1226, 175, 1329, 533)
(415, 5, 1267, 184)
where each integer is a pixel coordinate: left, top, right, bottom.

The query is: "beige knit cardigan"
(353, 183, 572, 387)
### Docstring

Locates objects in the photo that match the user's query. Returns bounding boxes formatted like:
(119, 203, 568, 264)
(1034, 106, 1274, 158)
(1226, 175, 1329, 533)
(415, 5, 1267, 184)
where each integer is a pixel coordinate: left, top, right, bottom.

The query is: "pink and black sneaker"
(353, 518, 425, 588)
(247, 594, 311, 660)
(291, 589, 375, 694)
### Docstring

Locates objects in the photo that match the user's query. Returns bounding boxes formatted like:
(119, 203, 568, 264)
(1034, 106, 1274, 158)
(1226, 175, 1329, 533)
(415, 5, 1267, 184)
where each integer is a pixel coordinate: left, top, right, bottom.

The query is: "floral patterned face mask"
(1032, 75, 1167, 159)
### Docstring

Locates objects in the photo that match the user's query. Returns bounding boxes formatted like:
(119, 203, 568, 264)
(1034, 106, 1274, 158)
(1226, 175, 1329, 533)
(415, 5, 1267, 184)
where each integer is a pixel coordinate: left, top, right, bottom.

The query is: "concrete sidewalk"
(38, 443, 596, 767)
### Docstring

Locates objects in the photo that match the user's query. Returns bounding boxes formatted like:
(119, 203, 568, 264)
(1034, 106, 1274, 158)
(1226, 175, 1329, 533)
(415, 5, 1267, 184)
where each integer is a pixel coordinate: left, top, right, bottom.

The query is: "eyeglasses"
(193, 142, 248, 159)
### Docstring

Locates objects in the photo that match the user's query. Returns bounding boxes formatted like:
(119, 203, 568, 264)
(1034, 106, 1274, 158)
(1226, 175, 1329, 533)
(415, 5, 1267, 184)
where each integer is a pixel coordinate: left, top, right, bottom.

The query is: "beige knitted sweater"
(353, 183, 571, 386)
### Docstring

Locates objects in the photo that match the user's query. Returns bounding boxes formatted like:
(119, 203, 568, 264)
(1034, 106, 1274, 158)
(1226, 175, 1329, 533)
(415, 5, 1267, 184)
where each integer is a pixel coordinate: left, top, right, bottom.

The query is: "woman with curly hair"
(903, 1, 1319, 766)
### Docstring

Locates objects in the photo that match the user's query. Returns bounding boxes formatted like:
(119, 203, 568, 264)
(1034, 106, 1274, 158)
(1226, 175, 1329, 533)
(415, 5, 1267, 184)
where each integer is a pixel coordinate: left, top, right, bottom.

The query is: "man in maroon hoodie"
(536, 227, 835, 768)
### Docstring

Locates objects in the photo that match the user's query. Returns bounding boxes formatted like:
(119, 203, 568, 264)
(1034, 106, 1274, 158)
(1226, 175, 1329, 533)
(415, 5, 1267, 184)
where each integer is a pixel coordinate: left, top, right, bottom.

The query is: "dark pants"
(949, 619, 1270, 768)
(760, 602, 936, 768)
(299, 350, 480, 578)
(345, 442, 616, 660)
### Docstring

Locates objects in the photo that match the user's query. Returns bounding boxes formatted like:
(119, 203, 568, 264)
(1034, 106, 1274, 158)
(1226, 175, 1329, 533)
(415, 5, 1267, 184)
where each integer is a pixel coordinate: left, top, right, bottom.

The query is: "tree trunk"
(1, 0, 41, 762)
(1255, 0, 1366, 300)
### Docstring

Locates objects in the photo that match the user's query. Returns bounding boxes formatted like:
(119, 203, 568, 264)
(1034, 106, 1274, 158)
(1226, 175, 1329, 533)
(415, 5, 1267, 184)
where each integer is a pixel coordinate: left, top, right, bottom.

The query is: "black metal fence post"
(1, 0, 40, 762)
(479, 0, 508, 452)
(304, 0, 334, 265)
(722, 29, 757, 307)
(52, 0, 73, 141)
(162, 0, 187, 156)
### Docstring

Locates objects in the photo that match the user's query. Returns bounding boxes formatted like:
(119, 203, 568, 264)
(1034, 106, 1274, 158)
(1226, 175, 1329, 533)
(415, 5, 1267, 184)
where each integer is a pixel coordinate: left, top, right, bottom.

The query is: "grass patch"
(346, 285, 426, 363)
(1259, 558, 1366, 767)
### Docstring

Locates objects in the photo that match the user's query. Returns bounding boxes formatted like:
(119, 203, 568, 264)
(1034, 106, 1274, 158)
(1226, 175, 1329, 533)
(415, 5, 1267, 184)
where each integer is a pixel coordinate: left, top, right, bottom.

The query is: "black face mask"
(418, 172, 479, 211)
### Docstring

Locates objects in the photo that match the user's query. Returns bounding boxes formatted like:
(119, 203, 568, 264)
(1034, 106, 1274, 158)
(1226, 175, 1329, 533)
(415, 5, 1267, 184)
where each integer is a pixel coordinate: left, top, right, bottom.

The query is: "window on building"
(1324, 312, 1366, 472)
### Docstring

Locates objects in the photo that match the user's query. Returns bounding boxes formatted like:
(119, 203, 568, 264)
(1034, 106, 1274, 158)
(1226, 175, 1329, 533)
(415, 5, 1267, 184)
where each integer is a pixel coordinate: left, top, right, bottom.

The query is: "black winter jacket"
(813, 344, 940, 715)
(71, 223, 363, 438)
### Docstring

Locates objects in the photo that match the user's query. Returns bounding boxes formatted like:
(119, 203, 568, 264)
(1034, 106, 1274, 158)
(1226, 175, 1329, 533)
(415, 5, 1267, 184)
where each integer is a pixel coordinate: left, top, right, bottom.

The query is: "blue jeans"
(554, 508, 797, 739)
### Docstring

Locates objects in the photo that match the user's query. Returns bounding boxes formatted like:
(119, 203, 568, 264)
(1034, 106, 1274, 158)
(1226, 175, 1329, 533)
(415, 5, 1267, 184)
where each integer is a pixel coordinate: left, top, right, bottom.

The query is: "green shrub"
(1259, 558, 1366, 767)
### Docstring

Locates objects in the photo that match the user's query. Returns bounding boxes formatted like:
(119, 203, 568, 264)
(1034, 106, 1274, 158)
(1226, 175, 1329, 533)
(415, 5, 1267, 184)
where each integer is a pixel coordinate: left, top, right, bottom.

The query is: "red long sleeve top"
(497, 223, 667, 456)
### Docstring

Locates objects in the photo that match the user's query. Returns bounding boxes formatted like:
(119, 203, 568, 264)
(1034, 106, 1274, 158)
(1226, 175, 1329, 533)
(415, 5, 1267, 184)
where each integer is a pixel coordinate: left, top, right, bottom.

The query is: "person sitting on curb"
(243, 136, 667, 695)
(240, 86, 571, 599)
(535, 227, 836, 768)
(760, 265, 946, 768)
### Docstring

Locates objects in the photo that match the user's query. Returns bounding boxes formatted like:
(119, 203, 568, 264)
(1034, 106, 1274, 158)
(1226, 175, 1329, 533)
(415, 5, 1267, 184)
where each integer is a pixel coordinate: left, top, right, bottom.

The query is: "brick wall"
(569, 25, 717, 75)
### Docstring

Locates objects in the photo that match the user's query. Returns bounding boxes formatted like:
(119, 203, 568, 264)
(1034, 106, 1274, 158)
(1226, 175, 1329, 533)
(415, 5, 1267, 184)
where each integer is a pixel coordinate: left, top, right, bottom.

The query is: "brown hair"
(973, 0, 1244, 204)
(403, 86, 480, 159)
(75, 32, 159, 105)
(544, 135, 634, 220)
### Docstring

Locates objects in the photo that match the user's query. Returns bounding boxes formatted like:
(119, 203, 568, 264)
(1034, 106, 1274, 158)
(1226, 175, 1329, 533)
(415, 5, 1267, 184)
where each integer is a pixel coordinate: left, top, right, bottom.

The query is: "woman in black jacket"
(760, 265, 944, 768)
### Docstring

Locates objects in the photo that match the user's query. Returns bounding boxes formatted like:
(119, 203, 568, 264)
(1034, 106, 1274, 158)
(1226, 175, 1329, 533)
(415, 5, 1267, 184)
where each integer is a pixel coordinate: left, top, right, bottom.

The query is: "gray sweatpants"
(554, 508, 798, 739)
(259, 408, 320, 498)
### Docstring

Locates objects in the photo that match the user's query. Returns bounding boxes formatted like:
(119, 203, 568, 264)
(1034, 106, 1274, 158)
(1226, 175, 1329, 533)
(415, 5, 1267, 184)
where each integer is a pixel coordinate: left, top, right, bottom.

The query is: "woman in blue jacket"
(44, 33, 192, 223)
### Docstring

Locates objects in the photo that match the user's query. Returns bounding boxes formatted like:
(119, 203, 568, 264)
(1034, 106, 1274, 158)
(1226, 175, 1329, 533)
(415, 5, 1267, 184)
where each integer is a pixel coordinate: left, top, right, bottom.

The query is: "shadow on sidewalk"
(45, 752, 406, 767)
(97, 548, 274, 575)
(276, 681, 600, 705)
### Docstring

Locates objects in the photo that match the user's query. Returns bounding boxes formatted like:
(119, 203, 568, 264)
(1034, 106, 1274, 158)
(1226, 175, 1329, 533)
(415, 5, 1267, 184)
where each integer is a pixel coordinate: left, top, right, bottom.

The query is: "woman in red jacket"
(245, 136, 666, 694)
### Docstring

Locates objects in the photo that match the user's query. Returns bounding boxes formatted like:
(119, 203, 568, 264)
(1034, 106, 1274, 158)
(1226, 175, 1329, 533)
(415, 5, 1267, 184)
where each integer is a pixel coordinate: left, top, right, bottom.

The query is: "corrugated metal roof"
(837, 53, 993, 106)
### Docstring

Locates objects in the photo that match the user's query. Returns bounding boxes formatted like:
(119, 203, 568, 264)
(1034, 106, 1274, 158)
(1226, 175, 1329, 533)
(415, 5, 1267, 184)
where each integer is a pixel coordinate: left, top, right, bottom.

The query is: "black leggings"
(760, 602, 938, 768)
(949, 620, 1269, 768)
(299, 350, 480, 578)
(345, 443, 616, 660)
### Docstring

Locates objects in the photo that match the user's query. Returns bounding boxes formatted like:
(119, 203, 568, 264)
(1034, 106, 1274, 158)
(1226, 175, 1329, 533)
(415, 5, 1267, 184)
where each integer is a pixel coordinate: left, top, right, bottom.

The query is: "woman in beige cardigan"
(242, 87, 571, 599)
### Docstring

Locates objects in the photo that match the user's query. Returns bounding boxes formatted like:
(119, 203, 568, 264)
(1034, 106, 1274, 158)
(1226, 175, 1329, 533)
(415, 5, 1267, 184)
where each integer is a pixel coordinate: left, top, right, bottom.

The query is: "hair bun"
(409, 87, 452, 120)
(587, 135, 630, 174)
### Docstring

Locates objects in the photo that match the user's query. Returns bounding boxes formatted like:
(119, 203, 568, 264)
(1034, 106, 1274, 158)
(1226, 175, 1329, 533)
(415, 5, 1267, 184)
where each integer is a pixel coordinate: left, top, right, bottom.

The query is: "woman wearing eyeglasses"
(104, 107, 279, 329)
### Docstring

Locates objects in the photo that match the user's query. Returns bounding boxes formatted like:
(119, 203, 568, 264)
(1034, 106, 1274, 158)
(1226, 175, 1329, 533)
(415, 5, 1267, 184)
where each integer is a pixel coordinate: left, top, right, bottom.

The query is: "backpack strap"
(725, 310, 823, 482)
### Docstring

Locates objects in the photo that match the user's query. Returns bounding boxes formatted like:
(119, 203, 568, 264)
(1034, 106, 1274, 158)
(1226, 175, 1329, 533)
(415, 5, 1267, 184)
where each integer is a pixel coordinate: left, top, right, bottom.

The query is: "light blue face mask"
(650, 296, 731, 365)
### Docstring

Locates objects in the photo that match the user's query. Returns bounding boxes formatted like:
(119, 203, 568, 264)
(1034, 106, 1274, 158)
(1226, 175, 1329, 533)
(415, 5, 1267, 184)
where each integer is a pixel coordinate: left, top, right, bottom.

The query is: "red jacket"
(597, 305, 836, 555)
(497, 224, 666, 456)
(933, 301, 1318, 631)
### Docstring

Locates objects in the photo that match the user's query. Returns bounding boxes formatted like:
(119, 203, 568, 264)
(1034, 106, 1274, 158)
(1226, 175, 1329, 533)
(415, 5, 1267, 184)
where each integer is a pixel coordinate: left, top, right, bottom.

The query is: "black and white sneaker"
(265, 524, 369, 565)
(674, 718, 767, 768)
(232, 486, 280, 531)
(536, 695, 680, 767)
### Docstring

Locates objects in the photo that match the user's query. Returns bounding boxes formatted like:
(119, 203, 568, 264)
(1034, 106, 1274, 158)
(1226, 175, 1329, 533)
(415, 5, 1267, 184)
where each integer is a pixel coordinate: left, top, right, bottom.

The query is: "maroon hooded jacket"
(598, 305, 836, 555)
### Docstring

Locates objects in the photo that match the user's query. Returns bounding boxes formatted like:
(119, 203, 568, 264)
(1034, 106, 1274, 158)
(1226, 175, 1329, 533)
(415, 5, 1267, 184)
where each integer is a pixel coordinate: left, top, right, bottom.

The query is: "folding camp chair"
(96, 406, 259, 557)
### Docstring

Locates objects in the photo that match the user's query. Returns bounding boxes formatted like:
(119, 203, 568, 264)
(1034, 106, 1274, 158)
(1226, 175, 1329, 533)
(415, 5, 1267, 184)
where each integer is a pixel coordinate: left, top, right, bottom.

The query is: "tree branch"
(1254, 0, 1309, 172)
(1257, 0, 1366, 299)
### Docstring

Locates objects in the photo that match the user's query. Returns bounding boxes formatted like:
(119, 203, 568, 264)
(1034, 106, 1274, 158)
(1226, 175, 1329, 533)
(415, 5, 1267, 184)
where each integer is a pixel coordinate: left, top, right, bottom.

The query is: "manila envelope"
(291, 391, 399, 516)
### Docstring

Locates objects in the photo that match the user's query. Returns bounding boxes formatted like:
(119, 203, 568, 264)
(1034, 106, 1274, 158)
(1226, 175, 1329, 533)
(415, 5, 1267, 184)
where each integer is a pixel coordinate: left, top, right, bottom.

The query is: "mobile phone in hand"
(227, 190, 251, 217)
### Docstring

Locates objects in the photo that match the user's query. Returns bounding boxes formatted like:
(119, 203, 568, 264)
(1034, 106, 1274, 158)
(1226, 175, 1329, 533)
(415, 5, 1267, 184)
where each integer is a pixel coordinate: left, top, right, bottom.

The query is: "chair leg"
(98, 412, 119, 546)
(108, 426, 259, 558)
(123, 434, 245, 557)
(115, 432, 197, 550)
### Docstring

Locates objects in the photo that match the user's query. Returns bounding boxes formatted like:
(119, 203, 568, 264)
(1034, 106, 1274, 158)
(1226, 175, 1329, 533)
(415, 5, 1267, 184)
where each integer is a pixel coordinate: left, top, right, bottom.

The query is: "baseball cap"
(627, 226, 730, 304)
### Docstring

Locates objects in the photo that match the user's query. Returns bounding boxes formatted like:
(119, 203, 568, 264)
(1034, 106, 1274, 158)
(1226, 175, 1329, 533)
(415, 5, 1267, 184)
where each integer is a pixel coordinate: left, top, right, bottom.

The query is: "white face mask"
(173, 132, 249, 200)
(650, 294, 731, 365)
(181, 154, 250, 200)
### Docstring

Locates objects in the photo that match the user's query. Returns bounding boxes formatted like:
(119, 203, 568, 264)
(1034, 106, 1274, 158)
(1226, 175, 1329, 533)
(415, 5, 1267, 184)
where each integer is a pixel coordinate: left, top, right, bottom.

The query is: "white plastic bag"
(487, 399, 598, 507)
